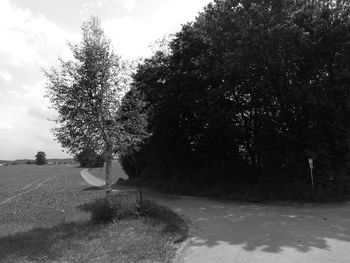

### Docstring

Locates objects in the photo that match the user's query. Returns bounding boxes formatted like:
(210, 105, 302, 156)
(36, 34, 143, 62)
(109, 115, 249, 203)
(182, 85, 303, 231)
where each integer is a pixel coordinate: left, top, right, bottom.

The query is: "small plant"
(83, 194, 189, 243)
(108, 194, 138, 220)
(90, 198, 114, 222)
(89, 194, 138, 222)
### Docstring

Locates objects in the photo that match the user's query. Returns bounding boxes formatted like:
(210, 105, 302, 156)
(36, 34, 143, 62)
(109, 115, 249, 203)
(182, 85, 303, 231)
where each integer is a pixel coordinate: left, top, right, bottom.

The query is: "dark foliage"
(118, 87, 150, 179)
(120, 0, 350, 198)
(35, 151, 47, 165)
(75, 148, 105, 168)
(85, 194, 138, 222)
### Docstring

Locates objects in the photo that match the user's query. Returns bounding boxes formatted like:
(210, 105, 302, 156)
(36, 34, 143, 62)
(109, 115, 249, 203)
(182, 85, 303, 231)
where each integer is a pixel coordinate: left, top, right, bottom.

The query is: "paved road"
(152, 194, 350, 263)
(83, 168, 350, 263)
(80, 169, 105, 187)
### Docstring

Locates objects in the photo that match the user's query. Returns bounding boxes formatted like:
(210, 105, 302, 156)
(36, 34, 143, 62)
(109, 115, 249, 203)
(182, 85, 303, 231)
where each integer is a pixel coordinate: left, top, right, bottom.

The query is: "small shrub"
(91, 198, 114, 222)
(108, 194, 138, 220)
(90, 194, 138, 223)
(83, 194, 189, 243)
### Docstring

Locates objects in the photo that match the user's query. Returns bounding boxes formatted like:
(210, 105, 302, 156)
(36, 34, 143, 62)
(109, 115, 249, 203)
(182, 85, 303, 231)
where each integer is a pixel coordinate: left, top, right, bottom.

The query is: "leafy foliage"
(118, 87, 151, 179)
(120, 0, 350, 197)
(45, 16, 129, 155)
(88, 194, 138, 222)
(75, 148, 105, 168)
(45, 16, 131, 192)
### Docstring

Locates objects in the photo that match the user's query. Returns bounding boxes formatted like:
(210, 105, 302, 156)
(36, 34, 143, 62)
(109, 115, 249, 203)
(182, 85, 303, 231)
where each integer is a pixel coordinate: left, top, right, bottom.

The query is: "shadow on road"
(82, 186, 105, 191)
(140, 188, 350, 254)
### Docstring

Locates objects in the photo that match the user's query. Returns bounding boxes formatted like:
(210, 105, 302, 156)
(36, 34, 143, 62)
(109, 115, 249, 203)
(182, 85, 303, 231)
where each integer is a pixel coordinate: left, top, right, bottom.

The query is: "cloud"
(0, 0, 75, 68)
(0, 122, 12, 131)
(102, 0, 211, 59)
(28, 105, 57, 121)
(122, 0, 136, 12)
(82, 0, 106, 10)
(22, 79, 47, 102)
(150, 0, 210, 34)
(0, 69, 13, 82)
(82, 0, 136, 13)
(103, 16, 154, 59)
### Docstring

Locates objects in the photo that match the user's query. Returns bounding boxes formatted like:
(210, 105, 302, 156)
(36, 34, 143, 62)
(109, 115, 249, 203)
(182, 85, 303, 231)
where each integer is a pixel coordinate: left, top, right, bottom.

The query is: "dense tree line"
(120, 0, 350, 198)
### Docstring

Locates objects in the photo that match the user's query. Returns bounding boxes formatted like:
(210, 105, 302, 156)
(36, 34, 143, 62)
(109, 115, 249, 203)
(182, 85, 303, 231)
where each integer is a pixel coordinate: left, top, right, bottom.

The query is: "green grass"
(0, 164, 179, 263)
(88, 160, 128, 182)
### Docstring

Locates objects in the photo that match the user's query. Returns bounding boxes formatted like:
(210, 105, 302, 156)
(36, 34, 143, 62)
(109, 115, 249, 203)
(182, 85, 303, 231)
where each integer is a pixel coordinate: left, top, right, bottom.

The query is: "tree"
(35, 151, 47, 165)
(45, 16, 130, 194)
(75, 148, 105, 168)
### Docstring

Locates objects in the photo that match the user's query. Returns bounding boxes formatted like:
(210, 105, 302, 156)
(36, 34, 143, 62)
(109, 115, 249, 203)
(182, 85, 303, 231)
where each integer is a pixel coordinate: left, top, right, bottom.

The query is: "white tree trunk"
(105, 140, 113, 195)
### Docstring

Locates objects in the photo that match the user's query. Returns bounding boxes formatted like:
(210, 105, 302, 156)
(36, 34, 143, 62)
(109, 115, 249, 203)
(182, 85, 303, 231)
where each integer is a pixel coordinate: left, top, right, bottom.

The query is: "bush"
(90, 194, 138, 222)
(90, 198, 114, 222)
(82, 193, 189, 243)
(75, 148, 105, 168)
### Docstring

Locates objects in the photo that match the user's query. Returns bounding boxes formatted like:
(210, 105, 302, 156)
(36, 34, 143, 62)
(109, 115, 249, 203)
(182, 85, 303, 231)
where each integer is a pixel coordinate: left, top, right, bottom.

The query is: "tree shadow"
(147, 192, 350, 254)
(0, 221, 104, 262)
(82, 186, 104, 191)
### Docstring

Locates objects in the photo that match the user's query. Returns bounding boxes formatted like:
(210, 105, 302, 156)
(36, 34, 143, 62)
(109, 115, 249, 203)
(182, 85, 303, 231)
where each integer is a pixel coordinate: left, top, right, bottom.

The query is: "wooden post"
(139, 184, 143, 205)
(308, 158, 314, 191)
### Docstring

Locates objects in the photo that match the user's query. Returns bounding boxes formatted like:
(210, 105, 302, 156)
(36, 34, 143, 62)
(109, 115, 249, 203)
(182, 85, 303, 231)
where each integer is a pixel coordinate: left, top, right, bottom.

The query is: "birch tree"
(45, 16, 130, 194)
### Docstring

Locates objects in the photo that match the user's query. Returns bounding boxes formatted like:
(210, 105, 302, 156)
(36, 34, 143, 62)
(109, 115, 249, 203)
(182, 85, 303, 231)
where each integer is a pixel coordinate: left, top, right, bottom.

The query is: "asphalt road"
(154, 195, 350, 263)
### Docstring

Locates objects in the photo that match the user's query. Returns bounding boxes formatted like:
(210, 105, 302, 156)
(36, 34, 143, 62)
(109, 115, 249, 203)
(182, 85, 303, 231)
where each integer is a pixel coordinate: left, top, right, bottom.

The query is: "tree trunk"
(105, 140, 113, 195)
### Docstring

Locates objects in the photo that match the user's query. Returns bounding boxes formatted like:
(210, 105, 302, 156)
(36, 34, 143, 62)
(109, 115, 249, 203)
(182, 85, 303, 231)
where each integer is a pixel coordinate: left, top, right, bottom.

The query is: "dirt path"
(81, 168, 350, 263)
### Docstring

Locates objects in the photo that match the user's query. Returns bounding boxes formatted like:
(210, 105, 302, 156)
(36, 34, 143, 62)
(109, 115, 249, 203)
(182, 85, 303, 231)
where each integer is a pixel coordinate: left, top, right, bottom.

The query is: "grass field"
(0, 164, 177, 263)
(88, 160, 128, 182)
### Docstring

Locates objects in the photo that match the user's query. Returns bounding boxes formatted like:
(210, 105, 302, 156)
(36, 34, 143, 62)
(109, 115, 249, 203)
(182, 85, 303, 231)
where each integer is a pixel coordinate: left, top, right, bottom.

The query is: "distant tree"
(35, 152, 47, 165)
(45, 16, 131, 194)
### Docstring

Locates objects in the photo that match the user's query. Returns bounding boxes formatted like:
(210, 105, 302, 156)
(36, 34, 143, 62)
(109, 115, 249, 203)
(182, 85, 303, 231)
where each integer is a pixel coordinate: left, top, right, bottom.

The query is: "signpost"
(308, 158, 314, 190)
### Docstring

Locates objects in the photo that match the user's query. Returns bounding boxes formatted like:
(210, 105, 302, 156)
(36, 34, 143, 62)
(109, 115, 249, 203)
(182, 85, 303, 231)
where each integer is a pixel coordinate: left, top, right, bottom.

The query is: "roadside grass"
(0, 165, 183, 263)
(88, 160, 128, 182)
(0, 220, 175, 263)
(80, 194, 189, 243)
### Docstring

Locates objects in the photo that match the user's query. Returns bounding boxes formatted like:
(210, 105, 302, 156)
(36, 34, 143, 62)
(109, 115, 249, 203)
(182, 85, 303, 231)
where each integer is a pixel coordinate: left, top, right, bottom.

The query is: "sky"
(0, 0, 212, 160)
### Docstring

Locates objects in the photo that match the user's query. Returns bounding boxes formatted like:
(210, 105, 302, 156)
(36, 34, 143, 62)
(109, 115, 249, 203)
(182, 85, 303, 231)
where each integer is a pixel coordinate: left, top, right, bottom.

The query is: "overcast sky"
(0, 0, 211, 160)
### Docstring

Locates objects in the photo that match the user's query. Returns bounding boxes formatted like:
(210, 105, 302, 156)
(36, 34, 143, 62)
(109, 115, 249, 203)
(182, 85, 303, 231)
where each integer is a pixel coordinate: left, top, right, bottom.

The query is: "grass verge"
(80, 193, 189, 243)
